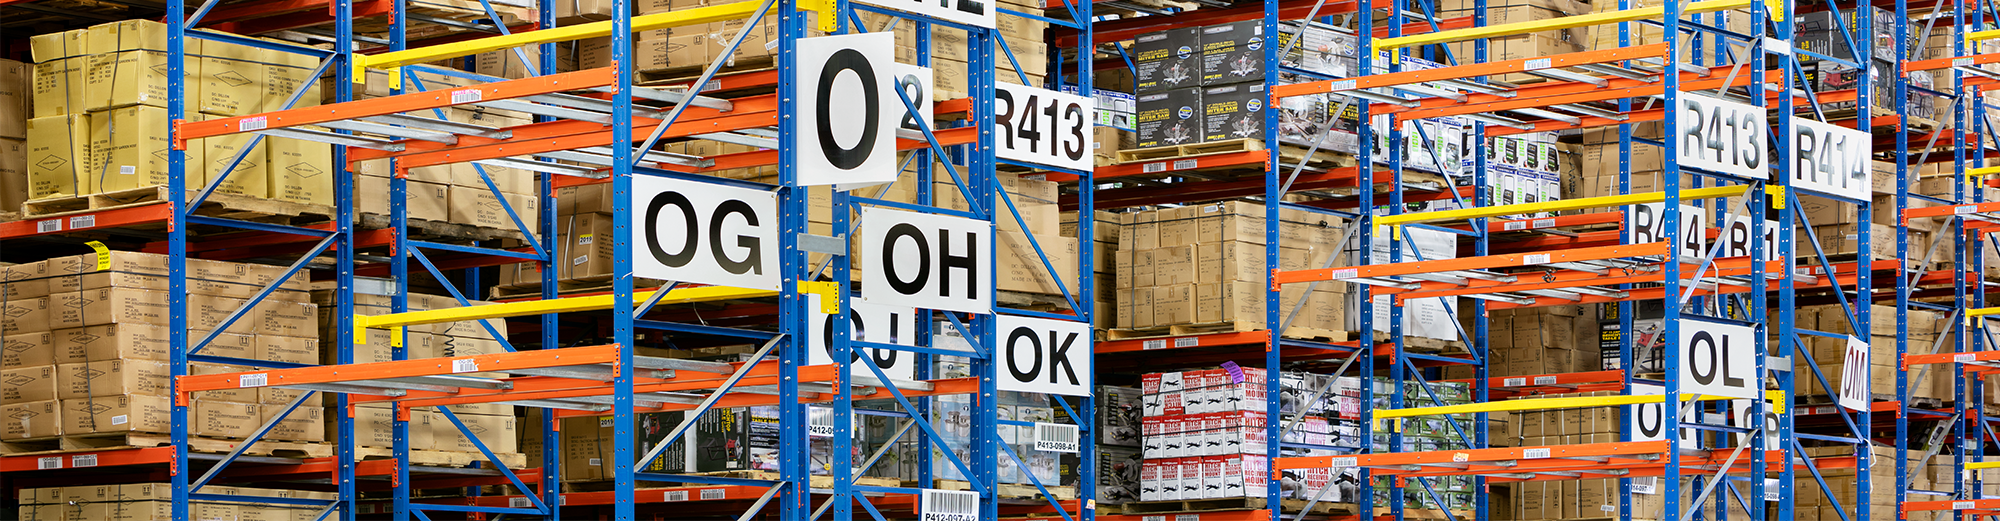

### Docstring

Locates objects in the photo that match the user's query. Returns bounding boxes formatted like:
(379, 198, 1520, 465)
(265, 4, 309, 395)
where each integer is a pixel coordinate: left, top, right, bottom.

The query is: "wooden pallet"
(1402, 336, 1469, 355)
(1122, 497, 1354, 515)
(23, 186, 337, 226)
(1107, 322, 1352, 342)
(0, 432, 331, 458)
(1381, 508, 1474, 520)
(357, 213, 528, 242)
(1276, 143, 1358, 169)
(922, 480, 1078, 501)
(569, 470, 900, 492)
(636, 58, 779, 89)
(1117, 138, 1267, 163)
(998, 290, 1076, 313)
(355, 446, 530, 468)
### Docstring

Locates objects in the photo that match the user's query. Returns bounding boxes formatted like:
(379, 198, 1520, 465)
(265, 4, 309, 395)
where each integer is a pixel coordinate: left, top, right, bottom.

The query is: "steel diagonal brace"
(809, 419, 914, 521)
(437, 407, 548, 513)
(634, 335, 781, 471)
(191, 391, 318, 492)
(998, 443, 1076, 521)
(189, 234, 336, 356)
(855, 343, 985, 494)
(631, 0, 772, 168)
(408, 247, 518, 353)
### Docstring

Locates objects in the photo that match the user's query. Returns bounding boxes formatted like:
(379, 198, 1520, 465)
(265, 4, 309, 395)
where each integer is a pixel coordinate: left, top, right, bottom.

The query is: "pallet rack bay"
(0, 0, 1104, 516)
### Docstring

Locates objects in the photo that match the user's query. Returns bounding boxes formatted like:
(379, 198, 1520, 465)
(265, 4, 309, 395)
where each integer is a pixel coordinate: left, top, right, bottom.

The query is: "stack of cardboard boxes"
(349, 86, 538, 230)
(1505, 392, 1635, 520)
(24, 20, 332, 205)
(1441, 0, 1589, 78)
(0, 252, 321, 443)
(1062, 210, 1122, 329)
(0, 58, 25, 214)
(17, 484, 338, 521)
(1114, 202, 1348, 334)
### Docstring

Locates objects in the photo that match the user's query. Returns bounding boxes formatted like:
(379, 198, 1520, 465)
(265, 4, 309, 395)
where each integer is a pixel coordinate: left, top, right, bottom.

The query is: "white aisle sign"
(996, 315, 1093, 396)
(1719, 214, 1777, 259)
(808, 294, 920, 381)
(994, 83, 1096, 172)
(1628, 203, 1707, 261)
(1729, 398, 1780, 447)
(893, 64, 935, 132)
(860, 207, 994, 314)
(1677, 92, 1770, 179)
(1791, 117, 1872, 199)
(629, 176, 779, 290)
(1837, 334, 1872, 411)
(1628, 383, 1698, 445)
(796, 32, 901, 189)
(855, 0, 992, 28)
(1679, 317, 1760, 400)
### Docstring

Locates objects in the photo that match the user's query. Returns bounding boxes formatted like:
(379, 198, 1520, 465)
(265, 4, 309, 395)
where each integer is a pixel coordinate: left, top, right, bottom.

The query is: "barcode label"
(509, 497, 531, 508)
(1034, 423, 1080, 453)
(1328, 457, 1357, 468)
(1143, 162, 1168, 173)
(1533, 218, 1555, 228)
(1177, 515, 1201, 521)
(700, 489, 726, 500)
(1503, 221, 1527, 231)
(452, 89, 484, 104)
(1502, 377, 1527, 387)
(1957, 57, 1976, 67)
(1143, 339, 1167, 350)
(808, 407, 836, 438)
(37, 219, 60, 233)
(70, 215, 95, 229)
(1524, 58, 1552, 70)
(664, 490, 689, 502)
(241, 116, 267, 131)
(1173, 159, 1197, 170)
(1174, 337, 1198, 348)
(920, 489, 979, 521)
(704, 80, 722, 92)
(37, 457, 60, 470)
(240, 373, 269, 388)
(1522, 448, 1551, 459)
(1956, 502, 1976, 509)
(71, 454, 97, 468)
(1327, 79, 1357, 91)
(1523, 254, 1551, 264)
(453, 359, 480, 373)
(1631, 476, 1658, 494)
(118, 165, 135, 176)
(1533, 376, 1557, 385)
(1957, 353, 1977, 362)
(1959, 205, 1979, 215)
(1330, 268, 1357, 280)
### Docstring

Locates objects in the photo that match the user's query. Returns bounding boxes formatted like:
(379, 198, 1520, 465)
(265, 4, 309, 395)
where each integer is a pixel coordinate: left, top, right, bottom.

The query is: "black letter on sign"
(710, 200, 762, 275)
(1046, 330, 1078, 385)
(883, 223, 930, 295)
(1007, 327, 1041, 383)
(646, 191, 698, 268)
(1636, 403, 1663, 439)
(1720, 335, 1746, 388)
(1689, 331, 1718, 385)
(957, 0, 985, 16)
(816, 49, 880, 170)
(939, 230, 978, 298)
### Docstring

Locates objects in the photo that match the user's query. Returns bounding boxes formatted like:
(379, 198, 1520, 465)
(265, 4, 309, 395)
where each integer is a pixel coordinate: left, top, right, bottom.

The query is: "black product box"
(1796, 6, 1894, 62)
(636, 411, 688, 473)
(1200, 21, 1268, 86)
(1805, 59, 1893, 113)
(693, 408, 750, 472)
(1134, 28, 1202, 94)
(1136, 87, 1204, 148)
(1202, 82, 1268, 142)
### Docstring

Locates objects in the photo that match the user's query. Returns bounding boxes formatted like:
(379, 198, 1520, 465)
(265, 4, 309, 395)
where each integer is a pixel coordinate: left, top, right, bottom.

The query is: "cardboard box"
(1154, 245, 1197, 286)
(0, 400, 60, 439)
(558, 212, 616, 281)
(449, 185, 542, 230)
(0, 59, 25, 140)
(192, 400, 262, 438)
(0, 139, 26, 211)
(434, 412, 519, 453)
(996, 231, 1079, 295)
(1154, 285, 1194, 325)
(90, 105, 180, 193)
(58, 359, 171, 399)
(53, 324, 173, 363)
(198, 113, 266, 197)
(2, 331, 53, 369)
(1134, 28, 1202, 93)
(1199, 21, 1266, 86)
(1200, 82, 1266, 143)
(62, 394, 171, 434)
(269, 132, 333, 205)
(256, 301, 317, 338)
(1196, 241, 1264, 284)
(410, 181, 453, 221)
(84, 51, 190, 113)
(86, 19, 172, 55)
(52, 288, 169, 330)
(1137, 87, 1203, 148)
(30, 30, 89, 63)
(1, 296, 51, 334)
(2, 365, 58, 402)
(31, 57, 84, 118)
(263, 405, 325, 442)
(199, 42, 265, 117)
(255, 335, 319, 365)
(26, 114, 91, 198)
(344, 403, 434, 450)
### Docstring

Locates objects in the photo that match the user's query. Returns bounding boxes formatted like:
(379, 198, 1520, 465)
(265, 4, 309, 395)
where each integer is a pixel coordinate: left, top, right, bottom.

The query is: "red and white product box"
(1140, 459, 1166, 502)
(1201, 456, 1228, 499)
(1195, 369, 1225, 414)
(1304, 467, 1331, 501)
(1142, 416, 1165, 459)
(1160, 415, 1186, 458)
(1229, 367, 1268, 412)
(1160, 372, 1186, 416)
(1208, 412, 1241, 456)
(1159, 458, 1182, 501)
(1239, 411, 1269, 455)
(1216, 454, 1247, 498)
(1141, 373, 1164, 417)
(1178, 457, 1205, 500)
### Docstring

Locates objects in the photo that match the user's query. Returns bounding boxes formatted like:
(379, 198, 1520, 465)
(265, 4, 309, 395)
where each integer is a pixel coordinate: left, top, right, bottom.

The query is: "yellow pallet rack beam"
(1374, 185, 1744, 228)
(1377, 389, 1786, 419)
(354, 0, 837, 85)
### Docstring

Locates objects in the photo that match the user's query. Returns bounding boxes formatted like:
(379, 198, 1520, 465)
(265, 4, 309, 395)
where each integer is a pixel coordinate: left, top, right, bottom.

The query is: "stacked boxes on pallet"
(23, 20, 332, 205)
(1133, 22, 1359, 150)
(0, 252, 320, 443)
(1062, 210, 1122, 329)
(1135, 367, 1277, 501)
(1, 58, 24, 214)
(348, 73, 539, 229)
(17, 484, 338, 521)
(1504, 392, 1625, 519)
(1113, 202, 1348, 333)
